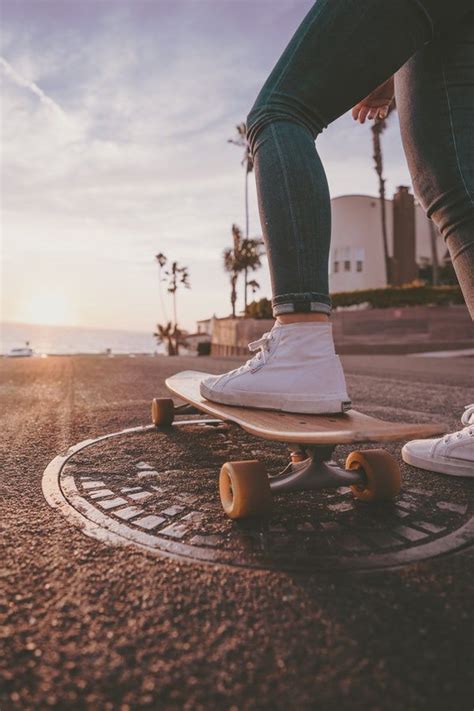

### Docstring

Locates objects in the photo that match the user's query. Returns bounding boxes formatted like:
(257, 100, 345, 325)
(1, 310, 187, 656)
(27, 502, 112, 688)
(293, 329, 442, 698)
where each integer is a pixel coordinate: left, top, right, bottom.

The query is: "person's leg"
(395, 9, 474, 318)
(245, 0, 473, 319)
(397, 11, 474, 477)
(201, 0, 473, 413)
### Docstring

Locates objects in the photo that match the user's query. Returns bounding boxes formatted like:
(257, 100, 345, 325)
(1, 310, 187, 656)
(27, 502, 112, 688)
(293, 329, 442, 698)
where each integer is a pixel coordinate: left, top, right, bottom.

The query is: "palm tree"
(170, 323, 183, 356)
(154, 321, 176, 356)
(155, 252, 169, 322)
(228, 122, 254, 241)
(223, 224, 265, 317)
(223, 250, 239, 318)
(247, 278, 260, 298)
(155, 253, 190, 329)
(223, 224, 244, 318)
(240, 237, 264, 314)
(228, 123, 265, 314)
(371, 99, 396, 286)
(166, 261, 190, 327)
(371, 105, 395, 286)
(155, 253, 190, 354)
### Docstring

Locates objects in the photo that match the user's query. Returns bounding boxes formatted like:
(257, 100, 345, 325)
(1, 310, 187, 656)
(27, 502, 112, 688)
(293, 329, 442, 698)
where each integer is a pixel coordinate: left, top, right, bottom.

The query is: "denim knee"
(245, 100, 324, 159)
(245, 104, 275, 159)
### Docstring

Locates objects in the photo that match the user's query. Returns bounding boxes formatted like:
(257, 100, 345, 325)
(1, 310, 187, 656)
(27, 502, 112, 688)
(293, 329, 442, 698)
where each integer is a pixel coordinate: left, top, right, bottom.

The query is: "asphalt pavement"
(1, 354, 473, 710)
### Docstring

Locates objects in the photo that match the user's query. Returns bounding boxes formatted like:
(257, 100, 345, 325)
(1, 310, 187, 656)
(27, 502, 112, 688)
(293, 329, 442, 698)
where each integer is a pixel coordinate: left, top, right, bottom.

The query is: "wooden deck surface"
(166, 371, 445, 445)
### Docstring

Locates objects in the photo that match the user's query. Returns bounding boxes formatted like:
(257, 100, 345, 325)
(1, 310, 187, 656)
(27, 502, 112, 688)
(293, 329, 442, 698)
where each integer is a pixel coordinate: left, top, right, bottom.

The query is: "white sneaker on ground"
(200, 321, 351, 414)
(402, 404, 474, 478)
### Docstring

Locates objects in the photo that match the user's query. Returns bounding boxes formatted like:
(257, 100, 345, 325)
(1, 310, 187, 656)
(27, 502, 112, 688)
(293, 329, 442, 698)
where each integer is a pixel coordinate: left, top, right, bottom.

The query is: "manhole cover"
(42, 420, 474, 572)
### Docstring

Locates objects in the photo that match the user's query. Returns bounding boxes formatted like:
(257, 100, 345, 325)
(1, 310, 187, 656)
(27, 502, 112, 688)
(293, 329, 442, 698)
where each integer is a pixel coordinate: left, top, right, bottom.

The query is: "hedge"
(247, 286, 464, 318)
(331, 285, 464, 309)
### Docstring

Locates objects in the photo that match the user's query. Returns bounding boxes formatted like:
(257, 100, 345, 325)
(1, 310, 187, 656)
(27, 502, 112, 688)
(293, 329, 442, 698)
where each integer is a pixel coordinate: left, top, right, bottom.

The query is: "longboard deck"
(166, 370, 445, 445)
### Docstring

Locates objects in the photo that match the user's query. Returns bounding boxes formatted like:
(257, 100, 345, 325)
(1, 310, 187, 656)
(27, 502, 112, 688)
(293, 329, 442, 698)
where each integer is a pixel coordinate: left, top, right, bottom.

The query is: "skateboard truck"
(270, 445, 363, 493)
(173, 403, 202, 416)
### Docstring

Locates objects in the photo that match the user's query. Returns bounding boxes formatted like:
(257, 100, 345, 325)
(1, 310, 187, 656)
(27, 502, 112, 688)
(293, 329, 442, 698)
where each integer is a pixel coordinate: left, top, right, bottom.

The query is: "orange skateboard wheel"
(151, 398, 175, 426)
(219, 460, 272, 519)
(346, 448, 401, 502)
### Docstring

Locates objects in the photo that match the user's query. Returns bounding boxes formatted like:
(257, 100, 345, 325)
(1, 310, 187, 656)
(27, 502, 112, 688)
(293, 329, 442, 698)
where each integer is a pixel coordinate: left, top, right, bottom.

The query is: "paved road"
(1, 354, 473, 710)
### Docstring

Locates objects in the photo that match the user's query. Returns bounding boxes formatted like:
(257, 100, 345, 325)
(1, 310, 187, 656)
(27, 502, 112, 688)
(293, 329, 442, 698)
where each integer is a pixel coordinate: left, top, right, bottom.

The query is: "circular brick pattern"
(42, 419, 474, 571)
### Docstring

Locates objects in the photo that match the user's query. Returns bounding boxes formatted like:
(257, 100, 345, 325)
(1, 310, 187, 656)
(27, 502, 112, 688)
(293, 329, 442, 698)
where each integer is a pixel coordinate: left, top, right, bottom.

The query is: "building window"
(344, 260, 351, 271)
(356, 260, 363, 272)
(334, 261, 339, 273)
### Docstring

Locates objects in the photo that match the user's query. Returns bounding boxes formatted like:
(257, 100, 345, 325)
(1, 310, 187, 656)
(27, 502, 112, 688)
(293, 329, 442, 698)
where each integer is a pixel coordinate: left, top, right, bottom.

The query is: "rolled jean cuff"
(272, 293, 332, 317)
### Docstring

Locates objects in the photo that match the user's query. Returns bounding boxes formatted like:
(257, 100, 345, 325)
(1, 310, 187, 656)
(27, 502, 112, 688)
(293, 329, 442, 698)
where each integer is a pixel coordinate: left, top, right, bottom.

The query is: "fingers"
(353, 104, 370, 124)
(352, 103, 389, 124)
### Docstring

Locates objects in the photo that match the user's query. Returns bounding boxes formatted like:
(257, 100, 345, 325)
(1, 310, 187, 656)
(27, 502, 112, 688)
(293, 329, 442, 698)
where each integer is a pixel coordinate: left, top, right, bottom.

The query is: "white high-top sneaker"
(402, 404, 474, 478)
(200, 321, 351, 414)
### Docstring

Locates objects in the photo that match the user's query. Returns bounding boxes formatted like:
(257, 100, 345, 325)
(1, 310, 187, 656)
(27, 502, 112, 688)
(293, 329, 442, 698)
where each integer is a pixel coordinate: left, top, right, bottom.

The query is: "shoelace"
(235, 331, 275, 374)
(444, 403, 474, 443)
(213, 331, 276, 383)
(248, 331, 274, 360)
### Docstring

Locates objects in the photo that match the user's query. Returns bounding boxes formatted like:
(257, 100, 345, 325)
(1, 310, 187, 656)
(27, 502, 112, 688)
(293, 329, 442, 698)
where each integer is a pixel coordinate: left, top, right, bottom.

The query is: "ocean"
(1, 322, 167, 356)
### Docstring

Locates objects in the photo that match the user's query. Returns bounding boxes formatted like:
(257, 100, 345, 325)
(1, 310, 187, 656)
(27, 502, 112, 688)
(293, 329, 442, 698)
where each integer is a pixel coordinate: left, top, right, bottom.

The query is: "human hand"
(352, 75, 395, 124)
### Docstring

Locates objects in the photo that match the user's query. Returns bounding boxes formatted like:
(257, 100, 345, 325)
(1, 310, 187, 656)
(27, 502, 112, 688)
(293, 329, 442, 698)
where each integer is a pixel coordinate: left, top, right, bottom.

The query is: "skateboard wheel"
(219, 460, 272, 520)
(346, 448, 401, 502)
(151, 398, 175, 426)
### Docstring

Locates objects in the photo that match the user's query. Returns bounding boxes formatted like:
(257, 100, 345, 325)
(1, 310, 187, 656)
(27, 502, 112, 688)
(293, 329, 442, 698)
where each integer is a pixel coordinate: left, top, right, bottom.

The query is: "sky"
(1, 0, 416, 333)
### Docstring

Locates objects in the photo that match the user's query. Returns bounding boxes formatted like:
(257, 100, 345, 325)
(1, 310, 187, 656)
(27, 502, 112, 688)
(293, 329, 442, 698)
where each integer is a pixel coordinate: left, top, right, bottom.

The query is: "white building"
(196, 316, 217, 336)
(329, 191, 445, 292)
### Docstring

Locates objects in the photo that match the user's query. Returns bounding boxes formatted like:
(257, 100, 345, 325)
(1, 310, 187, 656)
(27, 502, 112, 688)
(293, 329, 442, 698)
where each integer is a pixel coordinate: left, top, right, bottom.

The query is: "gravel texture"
(1, 354, 473, 710)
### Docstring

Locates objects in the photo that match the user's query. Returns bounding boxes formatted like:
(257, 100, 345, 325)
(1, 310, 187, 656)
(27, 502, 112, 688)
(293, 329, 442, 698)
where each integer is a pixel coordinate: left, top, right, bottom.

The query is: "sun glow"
(21, 291, 77, 327)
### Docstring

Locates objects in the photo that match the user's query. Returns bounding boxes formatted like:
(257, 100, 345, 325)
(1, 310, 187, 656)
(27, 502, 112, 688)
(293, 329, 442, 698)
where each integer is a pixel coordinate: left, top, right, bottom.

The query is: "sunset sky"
(2, 0, 416, 333)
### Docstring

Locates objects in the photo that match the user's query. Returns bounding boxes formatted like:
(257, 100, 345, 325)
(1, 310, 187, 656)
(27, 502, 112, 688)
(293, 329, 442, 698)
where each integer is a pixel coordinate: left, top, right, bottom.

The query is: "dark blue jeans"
(246, 0, 474, 318)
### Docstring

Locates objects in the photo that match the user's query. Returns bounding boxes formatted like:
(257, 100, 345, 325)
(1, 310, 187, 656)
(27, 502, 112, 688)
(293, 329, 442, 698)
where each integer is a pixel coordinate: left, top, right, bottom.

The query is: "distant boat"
(8, 347, 34, 358)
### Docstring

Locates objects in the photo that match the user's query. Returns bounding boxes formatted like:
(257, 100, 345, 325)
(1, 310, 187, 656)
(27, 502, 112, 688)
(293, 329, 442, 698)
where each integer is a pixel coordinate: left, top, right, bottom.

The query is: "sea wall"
(210, 305, 473, 356)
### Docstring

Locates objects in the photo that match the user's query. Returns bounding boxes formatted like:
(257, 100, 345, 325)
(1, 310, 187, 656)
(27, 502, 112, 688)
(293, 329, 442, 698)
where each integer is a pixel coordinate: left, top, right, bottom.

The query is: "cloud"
(1, 0, 413, 331)
(0, 55, 66, 117)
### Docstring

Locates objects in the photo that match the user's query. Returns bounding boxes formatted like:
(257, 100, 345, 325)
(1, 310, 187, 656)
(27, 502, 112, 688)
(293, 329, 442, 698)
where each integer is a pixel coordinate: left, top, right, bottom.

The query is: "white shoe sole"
(200, 381, 352, 415)
(401, 444, 474, 478)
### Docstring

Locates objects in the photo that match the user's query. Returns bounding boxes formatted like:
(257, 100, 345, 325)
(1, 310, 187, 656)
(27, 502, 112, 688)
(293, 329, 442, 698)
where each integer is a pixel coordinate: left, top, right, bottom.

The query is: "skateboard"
(150, 370, 445, 520)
